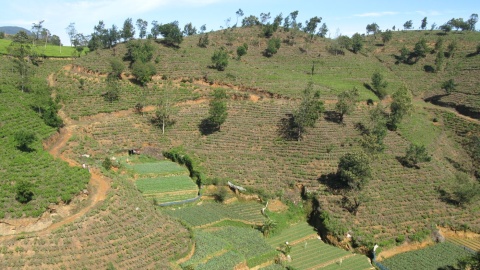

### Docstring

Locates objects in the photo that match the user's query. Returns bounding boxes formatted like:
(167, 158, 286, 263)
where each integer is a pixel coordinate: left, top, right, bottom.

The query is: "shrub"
(14, 130, 36, 151)
(264, 38, 281, 57)
(15, 180, 34, 204)
(211, 47, 229, 71)
(214, 186, 228, 202)
(102, 157, 112, 170)
(236, 45, 247, 60)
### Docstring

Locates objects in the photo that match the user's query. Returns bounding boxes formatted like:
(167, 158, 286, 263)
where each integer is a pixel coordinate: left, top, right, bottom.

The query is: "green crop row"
(135, 175, 197, 194)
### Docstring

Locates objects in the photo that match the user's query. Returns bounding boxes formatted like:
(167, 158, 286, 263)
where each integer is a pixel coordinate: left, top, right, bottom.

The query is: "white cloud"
(354, 11, 398, 18)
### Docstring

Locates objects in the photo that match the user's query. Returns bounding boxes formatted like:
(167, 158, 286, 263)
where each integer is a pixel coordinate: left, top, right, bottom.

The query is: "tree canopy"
(293, 82, 325, 140)
(158, 21, 183, 47)
(337, 152, 372, 190)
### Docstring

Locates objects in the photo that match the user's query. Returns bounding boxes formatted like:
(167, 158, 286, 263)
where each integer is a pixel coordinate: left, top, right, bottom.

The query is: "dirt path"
(421, 99, 480, 124)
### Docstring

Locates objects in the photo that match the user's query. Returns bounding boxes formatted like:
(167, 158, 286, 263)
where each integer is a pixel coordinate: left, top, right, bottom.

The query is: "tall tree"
(122, 18, 135, 41)
(31, 20, 44, 45)
(151, 84, 175, 134)
(183, 22, 197, 36)
(235, 9, 244, 26)
(335, 87, 359, 123)
(421, 17, 428, 30)
(403, 20, 413, 30)
(371, 72, 388, 99)
(351, 33, 363, 53)
(317, 23, 328, 38)
(304, 16, 322, 41)
(66, 23, 77, 46)
(381, 30, 393, 45)
(151, 20, 160, 39)
(136, 19, 148, 39)
(366, 23, 379, 36)
(208, 88, 228, 131)
(8, 31, 33, 92)
(388, 85, 412, 130)
(293, 82, 325, 140)
(467, 13, 478, 31)
(158, 21, 183, 46)
(337, 152, 371, 190)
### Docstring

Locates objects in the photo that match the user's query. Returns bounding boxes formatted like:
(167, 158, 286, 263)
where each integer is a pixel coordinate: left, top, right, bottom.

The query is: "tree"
(151, 85, 175, 134)
(371, 72, 388, 99)
(261, 219, 277, 237)
(131, 61, 156, 86)
(366, 23, 379, 36)
(14, 130, 36, 151)
(150, 20, 160, 39)
(446, 40, 457, 58)
(403, 20, 413, 30)
(211, 47, 229, 71)
(264, 38, 281, 57)
(441, 79, 456, 94)
(351, 33, 363, 53)
(360, 105, 388, 154)
(158, 21, 183, 47)
(381, 30, 393, 45)
(435, 49, 445, 72)
(337, 35, 351, 52)
(402, 143, 431, 168)
(208, 88, 228, 130)
(103, 78, 120, 102)
(467, 13, 478, 31)
(413, 38, 428, 60)
(242, 15, 260, 27)
(317, 23, 328, 37)
(235, 9, 244, 26)
(8, 31, 33, 92)
(399, 46, 410, 63)
(260, 12, 271, 24)
(125, 40, 154, 63)
(109, 58, 124, 79)
(136, 19, 148, 39)
(421, 17, 428, 30)
(65, 23, 77, 46)
(15, 180, 34, 204)
(439, 23, 452, 33)
(31, 20, 44, 45)
(388, 85, 412, 131)
(183, 22, 197, 36)
(292, 82, 325, 140)
(434, 37, 444, 52)
(121, 18, 135, 41)
(451, 172, 480, 206)
(335, 87, 359, 122)
(304, 16, 322, 41)
(199, 24, 207, 33)
(236, 43, 247, 60)
(198, 33, 209, 48)
(337, 152, 371, 190)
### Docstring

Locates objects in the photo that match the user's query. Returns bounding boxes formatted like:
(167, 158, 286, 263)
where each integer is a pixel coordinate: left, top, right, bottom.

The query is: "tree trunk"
(162, 119, 165, 135)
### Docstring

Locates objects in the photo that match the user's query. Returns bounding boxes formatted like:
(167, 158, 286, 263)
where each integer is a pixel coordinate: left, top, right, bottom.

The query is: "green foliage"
(163, 147, 204, 186)
(14, 130, 36, 151)
(125, 40, 154, 63)
(451, 172, 480, 206)
(318, 211, 347, 238)
(261, 218, 278, 237)
(403, 20, 413, 30)
(0, 31, 4, 39)
(477, 43, 480, 54)
(15, 180, 34, 204)
(293, 82, 324, 140)
(208, 88, 228, 130)
(413, 38, 429, 59)
(382, 242, 471, 270)
(337, 152, 371, 190)
(435, 49, 445, 72)
(109, 58, 124, 79)
(371, 71, 388, 99)
(388, 85, 412, 131)
(158, 21, 183, 47)
(402, 143, 431, 168)
(351, 33, 363, 53)
(441, 79, 457, 94)
(236, 44, 247, 59)
(214, 186, 228, 202)
(381, 30, 393, 44)
(103, 78, 120, 102)
(211, 47, 229, 71)
(132, 61, 156, 86)
(399, 45, 410, 64)
(335, 87, 359, 122)
(360, 105, 388, 154)
(304, 16, 322, 41)
(264, 38, 281, 57)
(446, 40, 458, 58)
(102, 157, 113, 170)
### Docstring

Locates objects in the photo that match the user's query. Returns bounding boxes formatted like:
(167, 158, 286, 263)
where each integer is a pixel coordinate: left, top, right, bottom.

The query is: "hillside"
(0, 25, 479, 269)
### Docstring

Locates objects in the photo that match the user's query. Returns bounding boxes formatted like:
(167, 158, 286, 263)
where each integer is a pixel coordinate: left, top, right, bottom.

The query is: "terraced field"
(448, 237, 480, 252)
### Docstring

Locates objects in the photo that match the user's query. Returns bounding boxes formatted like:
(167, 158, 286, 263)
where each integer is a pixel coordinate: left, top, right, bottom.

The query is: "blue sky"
(0, 0, 478, 45)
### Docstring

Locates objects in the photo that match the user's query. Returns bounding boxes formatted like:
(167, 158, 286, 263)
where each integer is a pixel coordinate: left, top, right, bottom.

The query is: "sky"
(0, 0, 478, 46)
